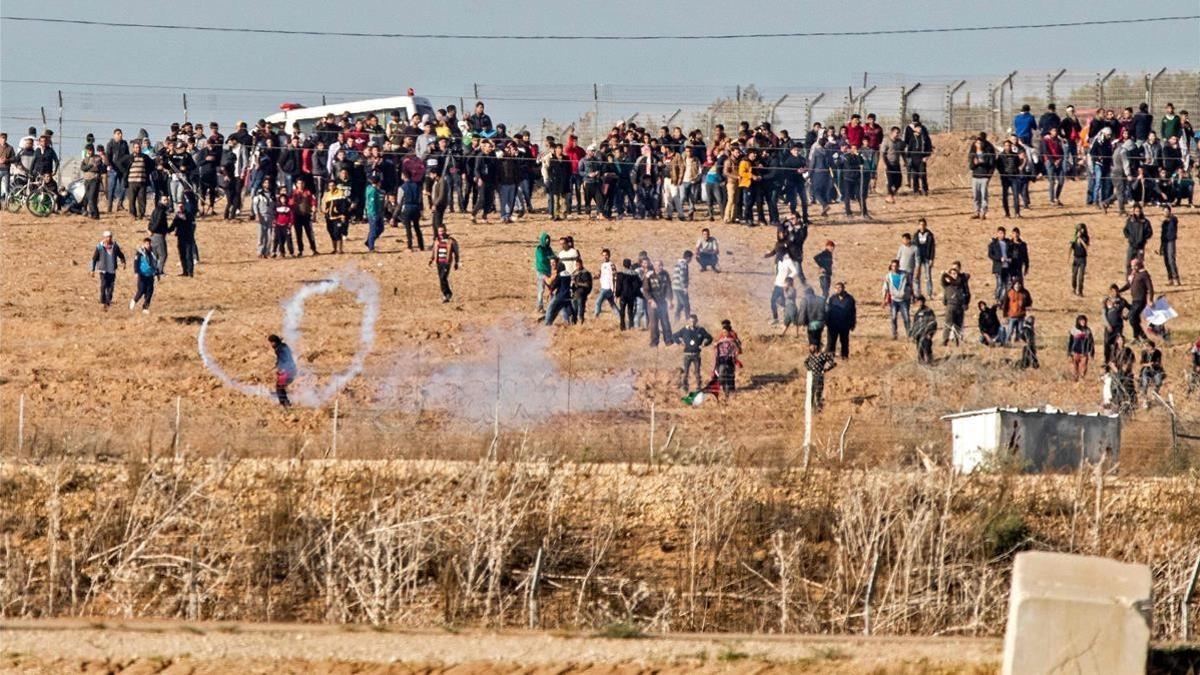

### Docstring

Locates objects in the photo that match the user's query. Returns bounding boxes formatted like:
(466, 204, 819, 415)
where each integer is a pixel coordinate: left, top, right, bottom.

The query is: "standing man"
(533, 232, 554, 313)
(825, 282, 857, 358)
(968, 134, 995, 219)
(1119, 258, 1154, 343)
(147, 195, 171, 274)
(910, 296, 938, 364)
(903, 115, 932, 195)
(428, 225, 460, 303)
(841, 144, 868, 218)
(996, 139, 1024, 218)
(988, 226, 1012, 301)
(804, 343, 837, 411)
(913, 219, 936, 298)
(643, 259, 674, 347)
(570, 260, 593, 323)
(1042, 126, 1065, 205)
(1122, 205, 1153, 274)
(594, 248, 619, 318)
(1013, 104, 1038, 147)
(123, 140, 152, 218)
(0, 132, 13, 198)
(364, 175, 385, 252)
(268, 335, 297, 407)
(880, 126, 905, 202)
(1158, 205, 1179, 285)
(104, 128, 130, 212)
(90, 230, 126, 310)
(940, 264, 969, 346)
(673, 314, 713, 391)
(79, 144, 104, 220)
(172, 189, 199, 277)
(290, 180, 319, 256)
(813, 240, 835, 298)
(672, 250, 693, 322)
(896, 232, 919, 281)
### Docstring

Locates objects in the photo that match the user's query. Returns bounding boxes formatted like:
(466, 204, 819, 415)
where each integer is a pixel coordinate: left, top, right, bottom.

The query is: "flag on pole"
(682, 375, 721, 407)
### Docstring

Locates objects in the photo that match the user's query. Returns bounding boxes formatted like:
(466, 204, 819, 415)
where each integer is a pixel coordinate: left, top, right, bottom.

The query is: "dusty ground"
(0, 618, 1002, 674)
(1, 134, 1197, 467)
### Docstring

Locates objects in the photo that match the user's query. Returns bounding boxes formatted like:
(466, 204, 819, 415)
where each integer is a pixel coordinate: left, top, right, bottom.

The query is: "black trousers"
(127, 182, 147, 218)
(885, 160, 902, 195)
(1071, 258, 1087, 295)
(402, 208, 424, 250)
(83, 178, 102, 218)
(224, 177, 242, 219)
(133, 274, 155, 309)
(177, 236, 196, 276)
(293, 214, 318, 254)
(1129, 300, 1147, 340)
(826, 326, 850, 357)
(648, 301, 673, 346)
(437, 263, 453, 299)
(907, 157, 928, 193)
(618, 297, 637, 330)
(98, 272, 116, 305)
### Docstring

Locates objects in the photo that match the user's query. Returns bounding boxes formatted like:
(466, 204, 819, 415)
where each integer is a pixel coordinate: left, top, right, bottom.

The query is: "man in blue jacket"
(1013, 105, 1037, 147)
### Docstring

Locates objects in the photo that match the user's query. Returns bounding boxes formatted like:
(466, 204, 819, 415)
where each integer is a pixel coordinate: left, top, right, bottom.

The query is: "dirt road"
(0, 618, 1001, 673)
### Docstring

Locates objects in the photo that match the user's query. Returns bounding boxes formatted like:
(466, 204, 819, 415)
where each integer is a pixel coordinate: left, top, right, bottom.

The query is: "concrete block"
(1002, 551, 1151, 675)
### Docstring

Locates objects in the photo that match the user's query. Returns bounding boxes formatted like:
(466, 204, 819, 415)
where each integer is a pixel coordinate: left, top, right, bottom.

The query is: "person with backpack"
(713, 319, 743, 396)
(90, 230, 126, 309)
(129, 238, 158, 313)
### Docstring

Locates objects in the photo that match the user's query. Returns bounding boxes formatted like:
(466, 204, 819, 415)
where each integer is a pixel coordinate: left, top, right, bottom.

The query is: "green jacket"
(533, 232, 554, 274)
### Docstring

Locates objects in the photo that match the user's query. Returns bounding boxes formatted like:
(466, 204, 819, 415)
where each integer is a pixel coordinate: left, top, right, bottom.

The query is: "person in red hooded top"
(845, 114, 865, 148)
(564, 135, 586, 214)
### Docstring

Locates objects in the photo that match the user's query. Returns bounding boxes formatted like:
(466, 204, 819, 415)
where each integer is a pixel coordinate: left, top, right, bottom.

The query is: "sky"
(2, 0, 1198, 153)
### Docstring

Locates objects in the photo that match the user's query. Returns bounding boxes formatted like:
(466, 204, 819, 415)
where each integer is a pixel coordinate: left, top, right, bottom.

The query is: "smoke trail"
(197, 268, 380, 408)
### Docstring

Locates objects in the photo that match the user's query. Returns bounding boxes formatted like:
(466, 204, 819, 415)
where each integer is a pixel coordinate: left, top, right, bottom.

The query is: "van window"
(416, 104, 435, 120)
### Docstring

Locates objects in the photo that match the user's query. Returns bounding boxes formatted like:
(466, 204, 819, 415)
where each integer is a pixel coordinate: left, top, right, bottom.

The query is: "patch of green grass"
(594, 622, 645, 639)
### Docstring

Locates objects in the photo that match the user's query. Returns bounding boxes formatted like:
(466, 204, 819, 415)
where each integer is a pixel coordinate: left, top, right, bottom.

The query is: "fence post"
(592, 83, 600, 144)
(899, 83, 922, 128)
(56, 91, 63, 183)
(1097, 69, 1117, 109)
(649, 401, 656, 464)
(804, 93, 825, 130)
(802, 371, 813, 470)
(17, 393, 25, 453)
(769, 94, 788, 128)
(172, 396, 182, 458)
(944, 80, 966, 132)
(331, 397, 340, 459)
(857, 86, 876, 117)
(1046, 69, 1066, 105)
(473, 83, 479, 101)
(1147, 67, 1168, 110)
(182, 93, 189, 124)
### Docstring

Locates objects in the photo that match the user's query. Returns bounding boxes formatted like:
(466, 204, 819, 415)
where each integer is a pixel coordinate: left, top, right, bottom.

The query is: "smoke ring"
(197, 268, 380, 408)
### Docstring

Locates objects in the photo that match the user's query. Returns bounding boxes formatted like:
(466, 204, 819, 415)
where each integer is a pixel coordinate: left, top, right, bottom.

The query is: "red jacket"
(845, 124, 865, 148)
(564, 138, 585, 173)
(1042, 135, 1063, 161)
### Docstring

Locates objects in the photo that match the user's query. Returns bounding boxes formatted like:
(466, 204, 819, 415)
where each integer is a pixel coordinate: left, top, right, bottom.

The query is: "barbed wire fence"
(3, 69, 1197, 164)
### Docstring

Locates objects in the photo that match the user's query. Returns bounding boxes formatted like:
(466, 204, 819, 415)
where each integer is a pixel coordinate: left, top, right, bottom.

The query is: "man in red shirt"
(1042, 126, 1065, 206)
(862, 113, 884, 192)
(563, 135, 586, 214)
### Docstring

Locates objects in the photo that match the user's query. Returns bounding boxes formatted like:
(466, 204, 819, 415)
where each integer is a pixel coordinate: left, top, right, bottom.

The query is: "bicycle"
(22, 175, 58, 217)
(3, 172, 31, 214)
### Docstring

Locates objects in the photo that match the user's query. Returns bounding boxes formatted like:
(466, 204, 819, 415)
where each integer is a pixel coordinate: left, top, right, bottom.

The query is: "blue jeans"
(635, 297, 647, 328)
(544, 296, 576, 325)
(915, 260, 934, 297)
(518, 178, 532, 215)
(889, 300, 911, 338)
(499, 184, 517, 220)
(106, 169, 125, 208)
(1091, 164, 1111, 205)
(365, 215, 384, 250)
(1044, 160, 1063, 202)
(594, 288, 616, 316)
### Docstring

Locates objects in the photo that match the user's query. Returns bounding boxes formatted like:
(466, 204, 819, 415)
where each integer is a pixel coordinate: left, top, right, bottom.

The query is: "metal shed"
(941, 406, 1120, 473)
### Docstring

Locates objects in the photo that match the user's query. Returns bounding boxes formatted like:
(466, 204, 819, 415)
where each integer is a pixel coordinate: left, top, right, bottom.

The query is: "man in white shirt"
(696, 227, 720, 272)
(557, 236, 580, 275)
(593, 248, 618, 318)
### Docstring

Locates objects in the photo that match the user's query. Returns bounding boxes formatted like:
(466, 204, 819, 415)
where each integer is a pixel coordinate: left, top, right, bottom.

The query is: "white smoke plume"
(382, 325, 636, 427)
(197, 268, 380, 408)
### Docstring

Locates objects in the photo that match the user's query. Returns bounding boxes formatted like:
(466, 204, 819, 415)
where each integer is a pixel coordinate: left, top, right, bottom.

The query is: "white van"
(263, 94, 437, 134)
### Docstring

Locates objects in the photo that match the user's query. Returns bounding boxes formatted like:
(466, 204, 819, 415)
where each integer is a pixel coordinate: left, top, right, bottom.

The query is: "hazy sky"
(3, 0, 1198, 151)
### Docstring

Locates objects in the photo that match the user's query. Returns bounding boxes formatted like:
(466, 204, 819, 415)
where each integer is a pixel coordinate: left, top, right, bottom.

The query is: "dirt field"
(1, 134, 1197, 469)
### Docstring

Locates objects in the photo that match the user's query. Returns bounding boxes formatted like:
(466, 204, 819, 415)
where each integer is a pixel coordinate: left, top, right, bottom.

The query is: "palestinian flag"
(682, 375, 721, 407)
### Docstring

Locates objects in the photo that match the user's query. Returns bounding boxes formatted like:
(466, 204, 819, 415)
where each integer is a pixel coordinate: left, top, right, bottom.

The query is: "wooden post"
(802, 371, 813, 469)
(527, 546, 543, 629)
(17, 393, 24, 453)
(649, 401, 656, 464)
(182, 93, 189, 124)
(172, 396, 182, 458)
(1184, 549, 1200, 640)
(331, 398, 340, 459)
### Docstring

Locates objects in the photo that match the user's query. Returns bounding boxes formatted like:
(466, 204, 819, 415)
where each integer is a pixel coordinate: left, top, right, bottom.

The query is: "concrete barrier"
(1002, 551, 1151, 674)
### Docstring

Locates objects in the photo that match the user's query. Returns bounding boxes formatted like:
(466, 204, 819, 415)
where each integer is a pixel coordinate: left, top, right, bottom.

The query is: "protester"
(643, 259, 674, 347)
(1067, 315, 1095, 382)
(913, 219, 936, 297)
(594, 248, 618, 319)
(910, 296, 937, 364)
(398, 170, 425, 251)
(882, 259, 911, 339)
(271, 187, 294, 258)
(1069, 223, 1090, 296)
(130, 238, 158, 313)
(940, 263, 970, 346)
(571, 259, 593, 324)
(1158, 205, 1179, 285)
(543, 258, 575, 326)
(673, 314, 714, 391)
(672, 251, 693, 322)
(813, 240, 835, 299)
(429, 224, 460, 303)
(977, 301, 1005, 347)
(1122, 205, 1153, 273)
(1003, 279, 1033, 344)
(1138, 341, 1165, 402)
(713, 319, 742, 396)
(90, 230, 126, 310)
(804, 343, 837, 411)
(268, 334, 296, 407)
(290, 180, 319, 256)
(1119, 258, 1155, 342)
(533, 232, 554, 313)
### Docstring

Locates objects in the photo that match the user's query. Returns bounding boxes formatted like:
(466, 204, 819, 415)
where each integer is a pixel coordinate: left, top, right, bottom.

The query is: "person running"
(268, 334, 297, 407)
(1069, 223, 1090, 296)
(130, 237, 158, 313)
(804, 342, 837, 411)
(673, 314, 714, 391)
(90, 230, 126, 310)
(594, 248, 618, 318)
(429, 224, 460, 303)
(1066, 315, 1095, 382)
(713, 319, 742, 396)
(910, 295, 938, 364)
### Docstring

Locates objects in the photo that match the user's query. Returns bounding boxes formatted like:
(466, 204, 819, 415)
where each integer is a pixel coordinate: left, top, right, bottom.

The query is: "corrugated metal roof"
(940, 406, 1120, 421)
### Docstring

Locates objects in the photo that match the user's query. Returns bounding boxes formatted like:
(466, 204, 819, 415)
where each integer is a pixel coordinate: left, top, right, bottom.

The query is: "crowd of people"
(1, 94, 1197, 412)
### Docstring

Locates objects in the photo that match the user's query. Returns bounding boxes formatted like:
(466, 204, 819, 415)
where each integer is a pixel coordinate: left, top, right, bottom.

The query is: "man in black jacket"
(941, 264, 970, 346)
(903, 114, 933, 195)
(825, 282, 857, 358)
(471, 139, 497, 222)
(987, 227, 1012, 301)
(1159, 205, 1179, 285)
(673, 314, 713, 390)
(1123, 205, 1153, 273)
(643, 259, 674, 347)
(146, 195, 172, 274)
(105, 129, 130, 212)
(780, 143, 809, 222)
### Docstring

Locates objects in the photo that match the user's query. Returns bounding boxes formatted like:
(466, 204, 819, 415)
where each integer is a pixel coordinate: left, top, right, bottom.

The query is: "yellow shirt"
(737, 159, 753, 188)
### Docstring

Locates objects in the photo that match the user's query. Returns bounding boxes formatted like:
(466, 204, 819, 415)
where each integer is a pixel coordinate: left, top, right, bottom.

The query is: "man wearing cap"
(90, 230, 126, 309)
